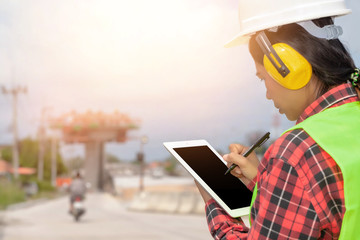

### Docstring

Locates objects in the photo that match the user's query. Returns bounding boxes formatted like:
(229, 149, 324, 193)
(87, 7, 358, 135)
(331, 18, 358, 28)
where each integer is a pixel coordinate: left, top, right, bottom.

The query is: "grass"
(0, 179, 26, 210)
(0, 178, 64, 210)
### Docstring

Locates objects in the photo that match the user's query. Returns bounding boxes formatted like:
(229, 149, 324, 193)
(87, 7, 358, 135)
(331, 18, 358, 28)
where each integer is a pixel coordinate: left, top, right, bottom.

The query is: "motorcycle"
(71, 196, 86, 222)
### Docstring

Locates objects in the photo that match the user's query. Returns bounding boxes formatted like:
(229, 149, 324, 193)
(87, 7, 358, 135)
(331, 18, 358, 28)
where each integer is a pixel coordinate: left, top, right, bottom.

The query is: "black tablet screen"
(174, 145, 253, 210)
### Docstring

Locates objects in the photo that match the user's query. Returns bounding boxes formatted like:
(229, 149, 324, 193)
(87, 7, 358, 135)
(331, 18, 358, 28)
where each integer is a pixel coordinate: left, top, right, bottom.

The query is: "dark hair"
(249, 17, 356, 96)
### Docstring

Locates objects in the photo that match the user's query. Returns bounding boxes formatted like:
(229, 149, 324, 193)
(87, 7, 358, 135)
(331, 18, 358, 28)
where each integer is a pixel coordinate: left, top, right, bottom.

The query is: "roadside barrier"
(128, 191, 205, 215)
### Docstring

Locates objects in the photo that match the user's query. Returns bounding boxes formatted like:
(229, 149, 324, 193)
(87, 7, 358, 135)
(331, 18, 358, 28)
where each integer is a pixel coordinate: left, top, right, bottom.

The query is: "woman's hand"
(223, 143, 260, 185)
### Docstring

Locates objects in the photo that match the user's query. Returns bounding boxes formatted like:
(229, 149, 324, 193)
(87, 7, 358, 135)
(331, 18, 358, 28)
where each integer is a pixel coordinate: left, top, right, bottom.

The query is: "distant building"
(0, 159, 36, 176)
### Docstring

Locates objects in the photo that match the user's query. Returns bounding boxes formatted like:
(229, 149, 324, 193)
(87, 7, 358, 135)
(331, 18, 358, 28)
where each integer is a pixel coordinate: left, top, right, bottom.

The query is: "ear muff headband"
(256, 32, 312, 90)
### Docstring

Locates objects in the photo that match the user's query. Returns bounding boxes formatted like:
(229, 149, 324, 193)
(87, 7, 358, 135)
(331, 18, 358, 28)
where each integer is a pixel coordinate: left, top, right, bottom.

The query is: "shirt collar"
(297, 82, 359, 124)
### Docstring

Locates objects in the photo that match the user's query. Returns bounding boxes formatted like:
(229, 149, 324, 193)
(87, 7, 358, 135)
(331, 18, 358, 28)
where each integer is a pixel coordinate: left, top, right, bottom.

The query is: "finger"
(230, 166, 242, 178)
(234, 167, 242, 175)
(223, 154, 233, 168)
(228, 152, 258, 180)
(229, 144, 241, 154)
(229, 144, 248, 155)
(227, 152, 248, 168)
(224, 155, 242, 173)
(232, 172, 244, 179)
(223, 154, 229, 162)
(224, 154, 238, 169)
(226, 162, 233, 169)
(230, 168, 251, 185)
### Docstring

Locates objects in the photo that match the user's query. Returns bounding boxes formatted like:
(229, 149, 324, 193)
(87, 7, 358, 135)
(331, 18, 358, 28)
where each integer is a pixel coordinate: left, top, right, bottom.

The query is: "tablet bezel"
(163, 139, 251, 218)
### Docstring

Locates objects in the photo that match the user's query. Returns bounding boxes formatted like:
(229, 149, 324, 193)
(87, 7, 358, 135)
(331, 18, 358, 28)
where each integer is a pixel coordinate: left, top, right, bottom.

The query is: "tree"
(106, 153, 121, 164)
(65, 156, 84, 173)
(1, 137, 67, 181)
(163, 155, 178, 176)
(1, 147, 12, 163)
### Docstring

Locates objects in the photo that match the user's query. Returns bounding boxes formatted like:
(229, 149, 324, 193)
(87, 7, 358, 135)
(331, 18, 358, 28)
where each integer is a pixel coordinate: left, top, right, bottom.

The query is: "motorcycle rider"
(69, 172, 87, 213)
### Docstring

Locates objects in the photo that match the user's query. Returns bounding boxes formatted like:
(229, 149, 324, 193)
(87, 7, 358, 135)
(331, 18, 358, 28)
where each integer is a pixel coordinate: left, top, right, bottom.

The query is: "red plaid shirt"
(205, 82, 359, 239)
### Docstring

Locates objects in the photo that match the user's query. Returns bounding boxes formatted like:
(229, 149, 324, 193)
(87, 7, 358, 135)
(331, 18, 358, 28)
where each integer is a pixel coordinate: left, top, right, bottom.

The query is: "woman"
(196, 0, 360, 239)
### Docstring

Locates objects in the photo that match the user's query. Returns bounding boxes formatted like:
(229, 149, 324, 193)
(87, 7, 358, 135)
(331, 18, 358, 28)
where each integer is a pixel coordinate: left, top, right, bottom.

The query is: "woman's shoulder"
(266, 128, 318, 166)
(262, 128, 339, 187)
(260, 127, 335, 191)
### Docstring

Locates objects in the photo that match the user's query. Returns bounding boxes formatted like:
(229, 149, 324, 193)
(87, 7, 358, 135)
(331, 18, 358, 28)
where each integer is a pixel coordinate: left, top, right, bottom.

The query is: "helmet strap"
(296, 20, 343, 40)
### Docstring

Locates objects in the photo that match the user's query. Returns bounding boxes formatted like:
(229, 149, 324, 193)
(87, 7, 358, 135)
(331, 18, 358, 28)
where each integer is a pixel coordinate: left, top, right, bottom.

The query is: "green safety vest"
(249, 101, 360, 239)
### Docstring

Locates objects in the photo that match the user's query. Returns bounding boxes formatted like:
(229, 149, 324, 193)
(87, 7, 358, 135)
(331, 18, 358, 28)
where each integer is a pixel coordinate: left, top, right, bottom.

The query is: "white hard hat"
(225, 0, 351, 47)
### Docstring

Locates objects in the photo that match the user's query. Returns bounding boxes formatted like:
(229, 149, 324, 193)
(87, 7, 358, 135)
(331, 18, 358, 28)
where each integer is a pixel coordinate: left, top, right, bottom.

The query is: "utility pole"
(37, 107, 51, 181)
(138, 136, 148, 192)
(51, 133, 57, 187)
(1, 85, 27, 179)
(37, 121, 45, 181)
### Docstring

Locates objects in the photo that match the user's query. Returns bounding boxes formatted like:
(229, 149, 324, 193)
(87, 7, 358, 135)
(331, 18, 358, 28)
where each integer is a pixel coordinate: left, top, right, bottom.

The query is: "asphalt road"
(0, 193, 211, 240)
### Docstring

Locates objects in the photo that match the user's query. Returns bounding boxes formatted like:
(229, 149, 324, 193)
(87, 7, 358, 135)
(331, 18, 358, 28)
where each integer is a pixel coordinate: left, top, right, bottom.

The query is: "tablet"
(163, 139, 252, 217)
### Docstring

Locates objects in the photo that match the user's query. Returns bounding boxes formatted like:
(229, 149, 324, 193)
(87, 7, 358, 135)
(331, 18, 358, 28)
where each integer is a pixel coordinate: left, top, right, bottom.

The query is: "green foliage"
(163, 155, 178, 176)
(106, 153, 121, 163)
(42, 149, 67, 181)
(0, 179, 26, 210)
(1, 148, 12, 163)
(66, 156, 84, 172)
(36, 180, 55, 192)
(1, 137, 68, 181)
(18, 175, 55, 192)
(0, 137, 62, 209)
(19, 138, 39, 168)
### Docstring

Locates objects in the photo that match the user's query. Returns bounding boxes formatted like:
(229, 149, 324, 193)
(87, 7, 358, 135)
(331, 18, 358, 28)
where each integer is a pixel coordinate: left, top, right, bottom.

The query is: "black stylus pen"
(224, 132, 270, 175)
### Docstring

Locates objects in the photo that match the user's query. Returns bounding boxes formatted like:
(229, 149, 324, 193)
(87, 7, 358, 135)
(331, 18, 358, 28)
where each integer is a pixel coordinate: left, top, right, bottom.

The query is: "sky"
(0, 0, 359, 163)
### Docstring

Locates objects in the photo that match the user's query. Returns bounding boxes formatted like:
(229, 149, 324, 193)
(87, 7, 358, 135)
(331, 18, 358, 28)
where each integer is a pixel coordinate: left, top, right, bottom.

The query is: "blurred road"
(1, 193, 210, 240)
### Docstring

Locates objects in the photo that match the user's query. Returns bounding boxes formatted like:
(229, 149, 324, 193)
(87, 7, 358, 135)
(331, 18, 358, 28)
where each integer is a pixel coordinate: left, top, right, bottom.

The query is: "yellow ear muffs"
(263, 43, 312, 90)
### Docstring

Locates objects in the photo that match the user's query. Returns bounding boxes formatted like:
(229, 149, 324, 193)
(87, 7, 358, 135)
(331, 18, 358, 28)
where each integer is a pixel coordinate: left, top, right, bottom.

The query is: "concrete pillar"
(84, 141, 105, 191)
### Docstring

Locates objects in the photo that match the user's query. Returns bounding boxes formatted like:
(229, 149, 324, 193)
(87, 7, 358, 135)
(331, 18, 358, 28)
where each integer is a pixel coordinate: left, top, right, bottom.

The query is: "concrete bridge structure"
(50, 110, 139, 191)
